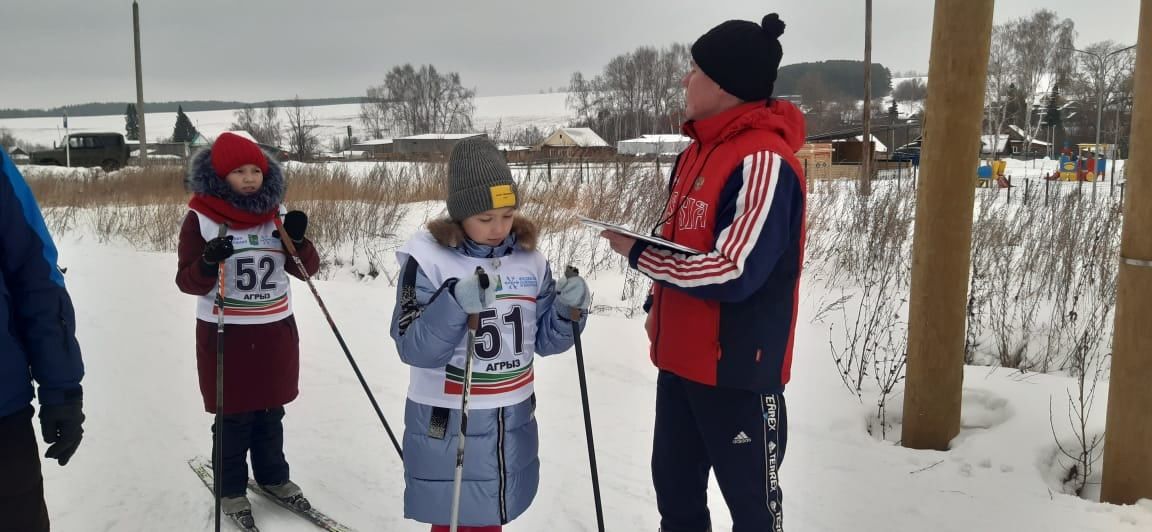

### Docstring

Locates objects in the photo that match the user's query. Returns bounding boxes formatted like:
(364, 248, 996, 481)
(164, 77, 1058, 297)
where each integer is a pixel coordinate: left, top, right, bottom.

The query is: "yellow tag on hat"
(490, 184, 517, 208)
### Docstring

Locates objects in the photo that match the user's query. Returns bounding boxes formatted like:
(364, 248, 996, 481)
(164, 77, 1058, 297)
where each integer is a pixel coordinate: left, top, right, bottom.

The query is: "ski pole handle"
(276, 217, 302, 257)
(564, 265, 582, 322)
(466, 267, 490, 331)
(215, 222, 229, 307)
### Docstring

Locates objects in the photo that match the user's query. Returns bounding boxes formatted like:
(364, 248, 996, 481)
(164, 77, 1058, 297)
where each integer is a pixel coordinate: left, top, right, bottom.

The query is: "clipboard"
(578, 215, 705, 255)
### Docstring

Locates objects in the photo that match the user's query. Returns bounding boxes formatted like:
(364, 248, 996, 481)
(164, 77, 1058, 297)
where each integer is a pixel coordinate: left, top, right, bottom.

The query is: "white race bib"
(194, 209, 293, 325)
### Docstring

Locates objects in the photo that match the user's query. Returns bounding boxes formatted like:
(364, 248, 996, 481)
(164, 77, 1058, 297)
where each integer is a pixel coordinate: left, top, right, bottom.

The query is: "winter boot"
(221, 495, 256, 529)
(261, 480, 311, 511)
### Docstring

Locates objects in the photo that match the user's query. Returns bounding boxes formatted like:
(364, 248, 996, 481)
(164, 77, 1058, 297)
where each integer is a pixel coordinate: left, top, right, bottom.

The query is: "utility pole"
(1113, 95, 1125, 182)
(860, 0, 874, 195)
(133, 1, 148, 165)
(64, 112, 70, 168)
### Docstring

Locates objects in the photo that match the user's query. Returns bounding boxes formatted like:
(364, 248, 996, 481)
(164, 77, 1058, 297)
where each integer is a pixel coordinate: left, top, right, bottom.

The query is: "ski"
(246, 478, 356, 532)
(188, 457, 260, 531)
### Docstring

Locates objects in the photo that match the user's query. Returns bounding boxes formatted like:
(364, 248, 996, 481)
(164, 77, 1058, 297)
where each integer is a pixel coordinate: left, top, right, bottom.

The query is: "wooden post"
(901, 0, 995, 451)
(1101, 0, 1152, 505)
(804, 158, 810, 192)
(133, 1, 147, 165)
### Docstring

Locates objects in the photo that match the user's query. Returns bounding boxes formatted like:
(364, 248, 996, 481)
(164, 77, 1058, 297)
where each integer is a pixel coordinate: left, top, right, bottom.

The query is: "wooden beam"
(1101, 0, 1152, 505)
(901, 0, 994, 450)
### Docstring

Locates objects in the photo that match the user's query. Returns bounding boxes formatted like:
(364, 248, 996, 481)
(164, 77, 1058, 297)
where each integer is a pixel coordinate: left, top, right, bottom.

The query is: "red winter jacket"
(629, 100, 807, 392)
(175, 212, 320, 414)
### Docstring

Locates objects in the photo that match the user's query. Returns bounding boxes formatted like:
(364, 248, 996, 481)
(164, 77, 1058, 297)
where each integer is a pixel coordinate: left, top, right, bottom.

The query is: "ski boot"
(261, 480, 311, 511)
(222, 495, 256, 529)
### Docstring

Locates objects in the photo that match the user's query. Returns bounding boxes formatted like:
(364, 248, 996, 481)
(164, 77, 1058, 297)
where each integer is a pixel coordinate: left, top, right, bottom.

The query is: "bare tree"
(0, 128, 17, 151)
(230, 103, 282, 147)
(892, 78, 928, 104)
(257, 103, 283, 147)
(567, 44, 690, 143)
(510, 125, 546, 147)
(795, 72, 848, 133)
(285, 96, 320, 161)
(1007, 10, 1076, 141)
(1065, 41, 1136, 144)
(359, 87, 391, 139)
(360, 64, 475, 137)
(230, 106, 258, 137)
(985, 24, 1015, 163)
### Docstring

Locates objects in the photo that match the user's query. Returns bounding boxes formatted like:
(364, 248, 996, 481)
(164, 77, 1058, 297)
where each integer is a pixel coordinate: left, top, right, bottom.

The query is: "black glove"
(282, 211, 308, 244)
(39, 401, 85, 466)
(202, 235, 235, 264)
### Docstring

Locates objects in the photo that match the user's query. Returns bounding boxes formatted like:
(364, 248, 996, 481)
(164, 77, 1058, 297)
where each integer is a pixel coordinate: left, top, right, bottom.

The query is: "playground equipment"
(1050, 143, 1113, 181)
(977, 159, 1011, 188)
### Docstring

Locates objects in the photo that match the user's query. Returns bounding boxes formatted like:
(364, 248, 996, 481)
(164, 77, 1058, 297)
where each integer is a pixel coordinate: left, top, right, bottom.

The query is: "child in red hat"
(176, 132, 320, 528)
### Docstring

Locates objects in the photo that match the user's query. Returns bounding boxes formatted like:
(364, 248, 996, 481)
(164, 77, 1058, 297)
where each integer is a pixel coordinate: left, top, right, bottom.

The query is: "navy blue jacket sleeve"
(1, 151, 84, 405)
(629, 151, 802, 303)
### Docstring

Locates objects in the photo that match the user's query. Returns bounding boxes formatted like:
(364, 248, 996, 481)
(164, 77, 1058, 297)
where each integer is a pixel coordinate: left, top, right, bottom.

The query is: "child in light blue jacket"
(389, 137, 590, 531)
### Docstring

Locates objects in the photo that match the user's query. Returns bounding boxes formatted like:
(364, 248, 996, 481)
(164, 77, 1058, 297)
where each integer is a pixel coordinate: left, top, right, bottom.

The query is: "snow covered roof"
(980, 135, 1009, 152)
(542, 128, 609, 148)
(399, 133, 484, 140)
(353, 138, 393, 146)
(1005, 125, 1049, 146)
(67, 131, 123, 136)
(324, 150, 367, 158)
(622, 135, 691, 144)
(831, 134, 888, 152)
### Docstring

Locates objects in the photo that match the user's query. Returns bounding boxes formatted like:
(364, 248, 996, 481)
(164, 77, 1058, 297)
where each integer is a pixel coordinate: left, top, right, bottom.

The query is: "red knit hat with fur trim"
(210, 132, 269, 178)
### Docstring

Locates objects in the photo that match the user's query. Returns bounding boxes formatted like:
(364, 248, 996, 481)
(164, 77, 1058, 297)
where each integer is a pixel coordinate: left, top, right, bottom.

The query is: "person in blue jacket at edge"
(0, 149, 86, 532)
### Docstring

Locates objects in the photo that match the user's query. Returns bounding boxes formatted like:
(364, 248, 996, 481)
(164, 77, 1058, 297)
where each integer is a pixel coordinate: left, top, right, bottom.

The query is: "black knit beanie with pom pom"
(690, 13, 787, 101)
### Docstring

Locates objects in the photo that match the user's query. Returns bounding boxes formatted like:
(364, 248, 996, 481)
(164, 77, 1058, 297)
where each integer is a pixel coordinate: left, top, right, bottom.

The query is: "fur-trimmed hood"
(185, 147, 285, 213)
(426, 216, 538, 254)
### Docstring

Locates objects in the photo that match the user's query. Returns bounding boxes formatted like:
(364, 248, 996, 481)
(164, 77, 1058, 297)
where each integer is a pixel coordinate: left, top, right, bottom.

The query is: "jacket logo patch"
(501, 275, 538, 291)
(693, 175, 706, 191)
(677, 197, 709, 231)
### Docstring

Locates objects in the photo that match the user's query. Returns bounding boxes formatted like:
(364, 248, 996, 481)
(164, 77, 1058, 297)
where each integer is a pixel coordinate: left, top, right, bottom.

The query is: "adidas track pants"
(652, 370, 788, 532)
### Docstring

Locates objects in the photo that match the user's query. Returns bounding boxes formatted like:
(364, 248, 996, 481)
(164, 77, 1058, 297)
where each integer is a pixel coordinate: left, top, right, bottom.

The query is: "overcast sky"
(0, 0, 1143, 109)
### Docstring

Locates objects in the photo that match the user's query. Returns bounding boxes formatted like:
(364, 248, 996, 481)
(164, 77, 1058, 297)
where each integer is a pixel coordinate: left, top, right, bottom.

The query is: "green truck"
(31, 132, 130, 171)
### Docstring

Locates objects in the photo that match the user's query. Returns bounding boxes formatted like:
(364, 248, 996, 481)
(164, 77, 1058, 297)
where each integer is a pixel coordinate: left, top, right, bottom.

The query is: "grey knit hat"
(447, 137, 519, 221)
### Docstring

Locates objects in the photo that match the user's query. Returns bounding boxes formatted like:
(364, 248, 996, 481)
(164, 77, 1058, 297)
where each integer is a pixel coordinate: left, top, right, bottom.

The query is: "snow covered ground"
(33, 200, 1152, 531)
(0, 92, 572, 149)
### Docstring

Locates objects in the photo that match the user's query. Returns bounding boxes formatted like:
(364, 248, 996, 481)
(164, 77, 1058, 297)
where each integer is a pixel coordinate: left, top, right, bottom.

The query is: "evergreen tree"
(1043, 84, 1065, 153)
(125, 104, 139, 141)
(172, 106, 198, 142)
(1044, 84, 1062, 129)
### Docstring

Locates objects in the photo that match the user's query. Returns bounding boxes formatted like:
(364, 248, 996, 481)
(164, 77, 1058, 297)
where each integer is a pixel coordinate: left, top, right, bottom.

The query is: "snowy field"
(0, 92, 572, 149)
(31, 195, 1152, 531)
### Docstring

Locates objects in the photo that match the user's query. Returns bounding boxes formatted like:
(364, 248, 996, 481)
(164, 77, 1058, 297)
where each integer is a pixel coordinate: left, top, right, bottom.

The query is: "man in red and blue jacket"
(0, 150, 86, 531)
(603, 13, 804, 532)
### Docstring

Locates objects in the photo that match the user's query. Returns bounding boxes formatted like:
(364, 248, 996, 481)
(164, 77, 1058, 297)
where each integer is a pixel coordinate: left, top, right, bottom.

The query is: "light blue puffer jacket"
(389, 219, 586, 526)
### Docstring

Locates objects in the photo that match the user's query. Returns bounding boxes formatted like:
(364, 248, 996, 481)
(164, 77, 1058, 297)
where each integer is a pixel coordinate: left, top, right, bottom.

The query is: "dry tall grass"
(24, 158, 668, 289)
